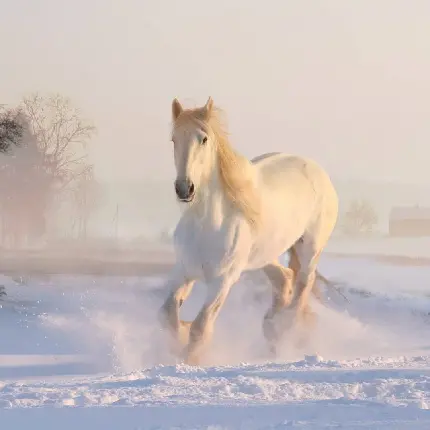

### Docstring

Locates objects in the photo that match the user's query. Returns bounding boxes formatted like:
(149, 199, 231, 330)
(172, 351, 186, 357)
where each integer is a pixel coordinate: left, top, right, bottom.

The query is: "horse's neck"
(190, 166, 229, 225)
(189, 150, 256, 227)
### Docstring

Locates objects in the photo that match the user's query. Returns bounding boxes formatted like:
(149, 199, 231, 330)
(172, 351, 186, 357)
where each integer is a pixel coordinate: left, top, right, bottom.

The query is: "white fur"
(159, 98, 339, 365)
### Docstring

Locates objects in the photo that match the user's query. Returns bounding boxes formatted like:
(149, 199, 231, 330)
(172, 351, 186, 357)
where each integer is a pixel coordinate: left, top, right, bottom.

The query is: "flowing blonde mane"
(174, 105, 261, 229)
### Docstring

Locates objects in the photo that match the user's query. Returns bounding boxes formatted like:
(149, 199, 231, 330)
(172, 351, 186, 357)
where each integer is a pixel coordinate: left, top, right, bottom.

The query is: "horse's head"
(170, 97, 217, 204)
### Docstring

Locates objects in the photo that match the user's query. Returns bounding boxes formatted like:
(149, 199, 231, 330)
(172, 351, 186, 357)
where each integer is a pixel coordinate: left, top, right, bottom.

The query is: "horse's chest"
(173, 217, 249, 278)
(180, 228, 217, 260)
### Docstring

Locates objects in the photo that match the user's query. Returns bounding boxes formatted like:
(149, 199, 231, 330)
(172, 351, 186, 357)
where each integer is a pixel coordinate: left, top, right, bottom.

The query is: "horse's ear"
(172, 98, 183, 121)
(201, 97, 214, 119)
(204, 96, 214, 111)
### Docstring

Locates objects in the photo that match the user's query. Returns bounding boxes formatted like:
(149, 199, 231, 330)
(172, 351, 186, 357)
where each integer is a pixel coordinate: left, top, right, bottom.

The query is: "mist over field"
(1, 0, 429, 247)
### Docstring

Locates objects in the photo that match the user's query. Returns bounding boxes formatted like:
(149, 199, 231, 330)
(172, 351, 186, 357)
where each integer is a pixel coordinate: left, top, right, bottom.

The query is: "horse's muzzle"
(175, 178, 195, 202)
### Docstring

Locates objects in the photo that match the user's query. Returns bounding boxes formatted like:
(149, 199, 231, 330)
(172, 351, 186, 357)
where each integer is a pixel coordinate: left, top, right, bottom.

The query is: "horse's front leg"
(184, 275, 235, 366)
(158, 273, 195, 356)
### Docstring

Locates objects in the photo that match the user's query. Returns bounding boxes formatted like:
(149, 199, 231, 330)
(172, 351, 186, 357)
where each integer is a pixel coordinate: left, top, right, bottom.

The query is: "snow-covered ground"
(1, 254, 430, 429)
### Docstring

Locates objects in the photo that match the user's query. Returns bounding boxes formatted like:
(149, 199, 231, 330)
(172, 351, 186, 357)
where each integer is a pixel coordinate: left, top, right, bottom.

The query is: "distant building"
(389, 206, 430, 237)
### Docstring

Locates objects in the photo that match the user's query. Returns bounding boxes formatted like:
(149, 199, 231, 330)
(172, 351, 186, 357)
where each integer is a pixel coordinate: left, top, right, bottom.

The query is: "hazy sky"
(1, 0, 429, 185)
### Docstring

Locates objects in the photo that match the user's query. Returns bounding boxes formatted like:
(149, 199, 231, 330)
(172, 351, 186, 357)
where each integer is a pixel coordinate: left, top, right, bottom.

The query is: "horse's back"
(251, 152, 282, 165)
(252, 151, 338, 236)
(252, 152, 333, 193)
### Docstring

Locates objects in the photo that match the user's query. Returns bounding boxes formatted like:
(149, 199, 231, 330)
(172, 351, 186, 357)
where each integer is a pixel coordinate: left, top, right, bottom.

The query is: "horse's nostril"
(189, 183, 195, 195)
(174, 182, 180, 195)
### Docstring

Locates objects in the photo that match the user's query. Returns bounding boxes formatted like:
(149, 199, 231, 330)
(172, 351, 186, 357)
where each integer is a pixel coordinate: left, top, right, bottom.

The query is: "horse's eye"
(201, 136, 208, 145)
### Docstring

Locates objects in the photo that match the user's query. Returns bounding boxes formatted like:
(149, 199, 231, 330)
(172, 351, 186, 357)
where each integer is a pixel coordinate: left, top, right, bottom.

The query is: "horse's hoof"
(183, 354, 201, 366)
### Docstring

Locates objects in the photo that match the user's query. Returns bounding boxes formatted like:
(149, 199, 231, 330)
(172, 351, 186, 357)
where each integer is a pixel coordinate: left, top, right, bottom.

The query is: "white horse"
(159, 97, 339, 365)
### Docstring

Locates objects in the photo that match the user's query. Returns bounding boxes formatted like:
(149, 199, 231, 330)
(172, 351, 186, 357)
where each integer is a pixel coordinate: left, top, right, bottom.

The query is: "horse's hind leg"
(292, 240, 322, 330)
(159, 277, 195, 355)
(289, 246, 324, 305)
(262, 261, 295, 355)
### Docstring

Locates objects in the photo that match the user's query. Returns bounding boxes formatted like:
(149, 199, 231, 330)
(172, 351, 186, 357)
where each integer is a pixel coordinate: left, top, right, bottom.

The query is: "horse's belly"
(245, 204, 310, 270)
(245, 227, 300, 270)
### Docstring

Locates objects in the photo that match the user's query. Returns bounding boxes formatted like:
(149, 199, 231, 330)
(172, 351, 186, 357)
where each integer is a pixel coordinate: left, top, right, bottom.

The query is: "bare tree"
(341, 199, 379, 235)
(20, 93, 96, 189)
(0, 107, 23, 153)
(0, 95, 96, 246)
